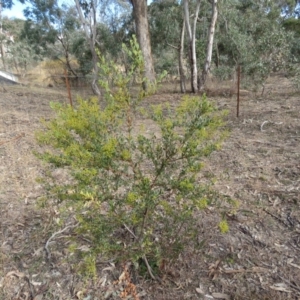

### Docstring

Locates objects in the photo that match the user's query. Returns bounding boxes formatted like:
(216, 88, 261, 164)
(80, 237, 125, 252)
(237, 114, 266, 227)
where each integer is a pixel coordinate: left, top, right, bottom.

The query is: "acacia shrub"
(35, 36, 228, 276)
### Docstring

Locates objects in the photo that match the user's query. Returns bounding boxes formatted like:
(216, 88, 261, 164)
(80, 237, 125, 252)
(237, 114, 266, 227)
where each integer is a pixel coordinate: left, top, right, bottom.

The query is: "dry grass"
(0, 74, 300, 299)
(21, 59, 86, 91)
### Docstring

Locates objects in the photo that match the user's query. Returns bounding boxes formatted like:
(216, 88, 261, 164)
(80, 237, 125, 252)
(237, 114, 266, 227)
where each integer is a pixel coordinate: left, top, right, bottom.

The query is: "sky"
(2, 0, 154, 20)
(2, 2, 27, 19)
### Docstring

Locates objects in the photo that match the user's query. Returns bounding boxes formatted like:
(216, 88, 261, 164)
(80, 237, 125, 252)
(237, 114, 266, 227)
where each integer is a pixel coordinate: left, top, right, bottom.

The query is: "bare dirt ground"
(0, 75, 299, 300)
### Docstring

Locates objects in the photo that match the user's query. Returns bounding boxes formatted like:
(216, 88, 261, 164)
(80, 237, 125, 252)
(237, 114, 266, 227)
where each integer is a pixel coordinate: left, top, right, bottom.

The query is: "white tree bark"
(201, 0, 218, 89)
(179, 20, 186, 93)
(183, 0, 192, 40)
(192, 0, 201, 91)
(183, 0, 201, 93)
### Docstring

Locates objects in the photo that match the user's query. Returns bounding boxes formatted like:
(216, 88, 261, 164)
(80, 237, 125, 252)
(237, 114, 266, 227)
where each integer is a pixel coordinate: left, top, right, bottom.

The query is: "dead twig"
(287, 260, 300, 270)
(123, 231, 157, 282)
(251, 139, 281, 148)
(123, 224, 161, 282)
(221, 266, 269, 274)
(238, 224, 267, 247)
(260, 121, 269, 131)
(142, 255, 160, 282)
(44, 223, 78, 261)
(263, 208, 291, 228)
(280, 276, 300, 294)
(123, 224, 160, 281)
(123, 223, 137, 239)
(6, 271, 35, 299)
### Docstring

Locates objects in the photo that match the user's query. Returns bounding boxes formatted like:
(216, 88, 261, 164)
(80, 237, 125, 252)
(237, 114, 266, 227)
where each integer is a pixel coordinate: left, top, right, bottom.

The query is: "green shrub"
(35, 36, 228, 277)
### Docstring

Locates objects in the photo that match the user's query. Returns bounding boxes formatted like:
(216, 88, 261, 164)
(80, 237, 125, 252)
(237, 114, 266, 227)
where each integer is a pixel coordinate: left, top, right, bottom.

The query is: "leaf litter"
(0, 75, 300, 299)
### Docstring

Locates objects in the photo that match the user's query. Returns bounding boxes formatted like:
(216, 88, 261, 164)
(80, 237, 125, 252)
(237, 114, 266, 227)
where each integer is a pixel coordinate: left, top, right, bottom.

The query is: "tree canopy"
(0, 0, 299, 92)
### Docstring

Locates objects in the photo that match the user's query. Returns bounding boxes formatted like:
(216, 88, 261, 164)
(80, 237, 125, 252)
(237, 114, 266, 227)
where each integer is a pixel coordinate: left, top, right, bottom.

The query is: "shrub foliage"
(35, 36, 227, 276)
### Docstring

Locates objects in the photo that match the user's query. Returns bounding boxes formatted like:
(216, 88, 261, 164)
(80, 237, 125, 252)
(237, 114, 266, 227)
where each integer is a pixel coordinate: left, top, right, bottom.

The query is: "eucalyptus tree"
(23, 0, 125, 94)
(50, 6, 82, 77)
(0, 17, 33, 73)
(7, 39, 41, 76)
(2, 16, 25, 35)
(21, 1, 86, 79)
(0, 0, 14, 70)
(73, 0, 103, 95)
(129, 0, 156, 89)
(148, 0, 219, 93)
(149, 0, 186, 92)
(72, 0, 156, 93)
(22, 0, 62, 52)
(200, 0, 218, 88)
(100, 0, 132, 57)
(182, 0, 218, 92)
(183, 0, 200, 92)
(284, 18, 300, 63)
(215, 0, 293, 88)
(0, 17, 35, 74)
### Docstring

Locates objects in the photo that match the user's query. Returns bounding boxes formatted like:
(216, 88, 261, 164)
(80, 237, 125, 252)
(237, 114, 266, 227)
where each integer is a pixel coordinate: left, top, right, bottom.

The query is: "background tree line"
(1, 0, 300, 93)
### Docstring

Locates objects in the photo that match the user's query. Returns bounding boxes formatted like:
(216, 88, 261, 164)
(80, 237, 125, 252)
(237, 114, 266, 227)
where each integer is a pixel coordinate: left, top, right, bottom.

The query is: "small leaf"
(212, 292, 230, 299)
(269, 283, 292, 293)
(195, 287, 204, 294)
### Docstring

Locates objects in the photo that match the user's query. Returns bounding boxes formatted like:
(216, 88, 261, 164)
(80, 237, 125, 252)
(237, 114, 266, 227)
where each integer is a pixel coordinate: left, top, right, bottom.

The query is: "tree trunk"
(90, 49, 100, 95)
(183, 0, 201, 93)
(179, 20, 186, 93)
(200, 0, 218, 90)
(130, 0, 156, 90)
(215, 43, 220, 68)
(0, 43, 6, 71)
(192, 0, 201, 90)
(58, 37, 78, 78)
